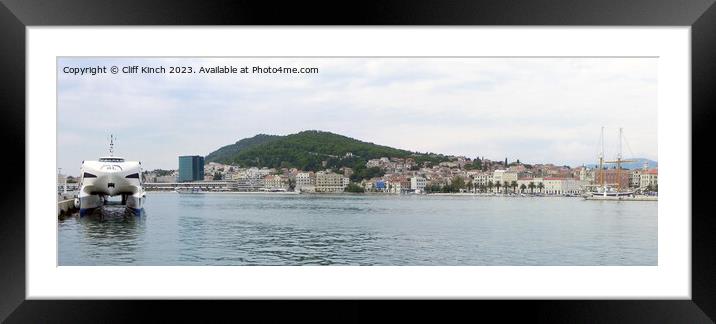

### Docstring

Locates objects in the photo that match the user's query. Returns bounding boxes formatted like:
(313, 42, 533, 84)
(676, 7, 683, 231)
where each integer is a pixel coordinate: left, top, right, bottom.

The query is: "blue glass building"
(178, 155, 205, 182)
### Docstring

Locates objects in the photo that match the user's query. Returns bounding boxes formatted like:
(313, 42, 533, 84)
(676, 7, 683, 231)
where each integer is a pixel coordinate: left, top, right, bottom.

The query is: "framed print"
(1, 0, 715, 322)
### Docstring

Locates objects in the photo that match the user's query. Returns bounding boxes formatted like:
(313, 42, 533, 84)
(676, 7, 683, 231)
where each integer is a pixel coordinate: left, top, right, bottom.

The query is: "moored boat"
(75, 136, 145, 216)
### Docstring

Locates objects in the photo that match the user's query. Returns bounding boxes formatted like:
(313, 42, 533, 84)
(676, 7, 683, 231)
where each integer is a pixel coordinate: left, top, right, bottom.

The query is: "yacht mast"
(599, 126, 605, 192)
(605, 127, 635, 192)
(617, 128, 622, 190)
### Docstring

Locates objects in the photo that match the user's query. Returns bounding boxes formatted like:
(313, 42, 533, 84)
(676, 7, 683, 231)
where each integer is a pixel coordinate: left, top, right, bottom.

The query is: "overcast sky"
(57, 57, 657, 174)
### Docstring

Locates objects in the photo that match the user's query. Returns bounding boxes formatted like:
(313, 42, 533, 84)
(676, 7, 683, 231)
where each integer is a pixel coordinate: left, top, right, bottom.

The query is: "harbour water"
(58, 192, 657, 266)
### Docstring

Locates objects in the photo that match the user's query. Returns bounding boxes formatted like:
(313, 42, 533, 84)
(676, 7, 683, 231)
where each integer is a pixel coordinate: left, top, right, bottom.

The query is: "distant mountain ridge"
(205, 130, 450, 171)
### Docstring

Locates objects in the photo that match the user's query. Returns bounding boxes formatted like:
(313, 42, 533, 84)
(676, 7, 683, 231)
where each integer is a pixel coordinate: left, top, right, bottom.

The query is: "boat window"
(99, 158, 125, 162)
(125, 173, 139, 179)
(83, 172, 97, 178)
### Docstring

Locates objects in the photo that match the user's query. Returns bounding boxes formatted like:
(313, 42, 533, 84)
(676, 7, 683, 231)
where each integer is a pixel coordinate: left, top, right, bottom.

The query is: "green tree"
(345, 182, 365, 193)
(451, 176, 466, 192)
(537, 182, 544, 193)
(520, 183, 527, 193)
(153, 169, 174, 177)
(288, 178, 296, 191)
(464, 158, 482, 170)
(511, 181, 518, 193)
(487, 181, 494, 193)
(495, 181, 502, 194)
(426, 183, 442, 193)
(213, 172, 222, 180)
(528, 182, 535, 193)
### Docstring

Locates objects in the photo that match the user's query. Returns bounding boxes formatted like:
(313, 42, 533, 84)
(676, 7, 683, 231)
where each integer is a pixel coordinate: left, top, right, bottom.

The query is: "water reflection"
(75, 206, 146, 264)
(175, 209, 382, 265)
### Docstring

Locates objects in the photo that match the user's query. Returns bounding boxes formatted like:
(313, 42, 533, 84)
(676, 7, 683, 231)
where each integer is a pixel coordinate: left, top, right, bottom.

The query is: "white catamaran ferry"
(74, 135, 146, 216)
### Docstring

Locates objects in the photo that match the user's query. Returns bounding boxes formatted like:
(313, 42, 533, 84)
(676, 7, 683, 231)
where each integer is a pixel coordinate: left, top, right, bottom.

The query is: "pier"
(57, 199, 77, 217)
(144, 181, 239, 191)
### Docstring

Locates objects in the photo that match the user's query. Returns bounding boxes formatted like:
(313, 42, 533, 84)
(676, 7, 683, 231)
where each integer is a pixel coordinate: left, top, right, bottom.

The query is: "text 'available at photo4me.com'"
(62, 64, 320, 76)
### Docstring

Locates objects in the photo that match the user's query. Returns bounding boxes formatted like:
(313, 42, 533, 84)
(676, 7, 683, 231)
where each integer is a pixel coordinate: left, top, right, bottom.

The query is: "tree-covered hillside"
(205, 134, 281, 163)
(205, 130, 450, 172)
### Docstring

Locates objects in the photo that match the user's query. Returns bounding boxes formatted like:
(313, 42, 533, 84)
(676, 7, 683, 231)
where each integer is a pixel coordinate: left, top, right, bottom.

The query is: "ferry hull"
(78, 194, 102, 216)
(78, 193, 145, 216)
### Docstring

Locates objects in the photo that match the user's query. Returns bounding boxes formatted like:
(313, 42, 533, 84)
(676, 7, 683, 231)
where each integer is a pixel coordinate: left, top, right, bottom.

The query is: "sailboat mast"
(617, 128, 622, 190)
(600, 126, 605, 189)
(618, 128, 622, 160)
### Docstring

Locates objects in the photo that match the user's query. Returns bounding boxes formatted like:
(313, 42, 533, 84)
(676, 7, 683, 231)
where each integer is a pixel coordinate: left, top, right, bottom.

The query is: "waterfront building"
(543, 177, 586, 195)
(401, 178, 412, 192)
(178, 155, 204, 182)
(315, 171, 346, 192)
(472, 171, 494, 188)
(235, 177, 264, 191)
(562, 178, 586, 195)
(295, 171, 315, 191)
(361, 179, 374, 191)
(640, 169, 658, 189)
(630, 169, 643, 188)
(493, 169, 518, 192)
(263, 175, 288, 190)
(631, 163, 655, 189)
(411, 176, 427, 192)
(385, 176, 410, 193)
(342, 177, 350, 188)
(374, 179, 387, 192)
(387, 180, 402, 193)
(144, 180, 237, 192)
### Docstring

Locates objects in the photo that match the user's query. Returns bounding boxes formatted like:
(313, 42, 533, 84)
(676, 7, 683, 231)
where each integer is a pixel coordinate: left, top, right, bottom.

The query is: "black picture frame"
(1, 0, 714, 322)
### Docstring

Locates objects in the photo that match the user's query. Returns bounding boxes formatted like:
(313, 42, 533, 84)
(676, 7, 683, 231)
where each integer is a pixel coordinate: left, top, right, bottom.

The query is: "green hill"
(205, 134, 281, 163)
(205, 130, 450, 174)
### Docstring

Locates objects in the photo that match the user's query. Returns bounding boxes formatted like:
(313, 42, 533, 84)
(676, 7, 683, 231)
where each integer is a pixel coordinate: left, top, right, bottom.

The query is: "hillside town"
(130, 154, 658, 196)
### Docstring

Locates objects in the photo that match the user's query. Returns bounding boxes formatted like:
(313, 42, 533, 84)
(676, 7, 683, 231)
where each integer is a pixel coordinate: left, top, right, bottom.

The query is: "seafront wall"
(57, 199, 77, 217)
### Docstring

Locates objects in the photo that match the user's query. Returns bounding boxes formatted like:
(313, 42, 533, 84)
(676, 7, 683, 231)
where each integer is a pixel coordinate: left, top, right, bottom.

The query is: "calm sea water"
(58, 192, 657, 266)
